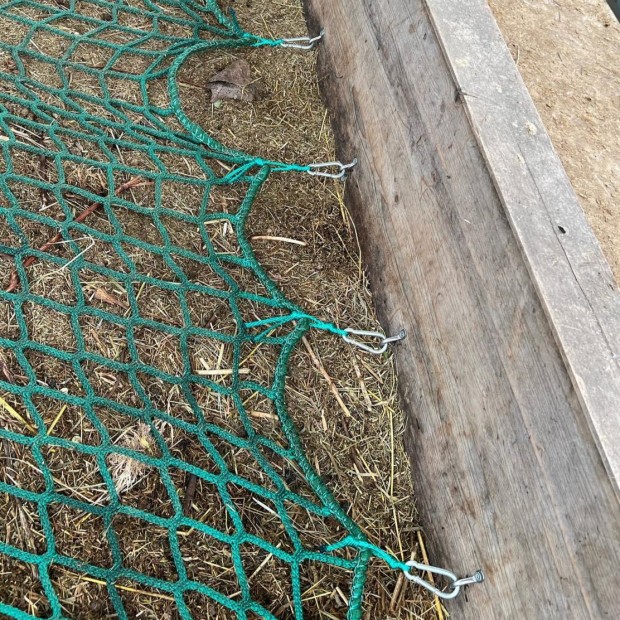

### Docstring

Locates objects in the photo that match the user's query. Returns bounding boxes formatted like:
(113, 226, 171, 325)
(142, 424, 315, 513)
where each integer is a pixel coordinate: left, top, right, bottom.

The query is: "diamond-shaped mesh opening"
(185, 291, 236, 335)
(49, 502, 113, 567)
(78, 314, 129, 359)
(228, 483, 295, 554)
(211, 394, 249, 436)
(114, 5, 152, 30)
(178, 528, 240, 597)
(4, 2, 52, 20)
(22, 55, 64, 88)
(81, 359, 143, 408)
(61, 159, 107, 190)
(0, 14, 29, 44)
(170, 252, 230, 289)
(0, 303, 20, 340)
(80, 273, 129, 313)
(96, 25, 146, 46)
(113, 514, 178, 580)
(215, 438, 278, 492)
(160, 183, 210, 219)
(135, 284, 184, 326)
(120, 239, 179, 279)
(113, 202, 163, 247)
(11, 215, 63, 256)
(42, 444, 109, 506)
(107, 75, 144, 105)
(208, 184, 249, 215)
(24, 348, 85, 395)
(27, 262, 78, 307)
(23, 302, 77, 352)
(81, 241, 131, 274)
(169, 469, 233, 534)
(13, 148, 60, 185)
(64, 135, 111, 164)
(47, 15, 95, 37)
(239, 340, 281, 391)
(110, 51, 156, 75)
(70, 72, 108, 105)
(166, 430, 219, 474)
(188, 336, 235, 388)
(133, 326, 184, 374)
(204, 219, 243, 258)
(69, 41, 116, 69)
(137, 373, 197, 422)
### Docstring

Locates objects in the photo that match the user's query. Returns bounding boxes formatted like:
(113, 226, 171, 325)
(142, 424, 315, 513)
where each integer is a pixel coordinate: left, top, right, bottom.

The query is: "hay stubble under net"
(0, 0, 435, 618)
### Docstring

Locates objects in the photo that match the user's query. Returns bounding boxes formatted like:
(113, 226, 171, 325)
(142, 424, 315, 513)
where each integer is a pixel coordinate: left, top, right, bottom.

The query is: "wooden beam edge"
(424, 0, 620, 494)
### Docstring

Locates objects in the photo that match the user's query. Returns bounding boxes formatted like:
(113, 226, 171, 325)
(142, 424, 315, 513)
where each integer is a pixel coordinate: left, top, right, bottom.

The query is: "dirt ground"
(487, 0, 620, 281)
(0, 0, 437, 618)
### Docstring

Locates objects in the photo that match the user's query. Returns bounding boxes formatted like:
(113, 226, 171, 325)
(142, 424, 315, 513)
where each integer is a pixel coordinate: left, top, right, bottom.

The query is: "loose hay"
(0, 0, 437, 618)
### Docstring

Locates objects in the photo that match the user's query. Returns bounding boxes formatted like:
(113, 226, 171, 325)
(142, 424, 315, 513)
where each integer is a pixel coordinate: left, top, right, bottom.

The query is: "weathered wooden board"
(303, 0, 620, 617)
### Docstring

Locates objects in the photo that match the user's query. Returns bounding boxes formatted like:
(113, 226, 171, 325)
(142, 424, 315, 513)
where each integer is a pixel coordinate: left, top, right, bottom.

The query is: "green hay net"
(0, 1, 439, 618)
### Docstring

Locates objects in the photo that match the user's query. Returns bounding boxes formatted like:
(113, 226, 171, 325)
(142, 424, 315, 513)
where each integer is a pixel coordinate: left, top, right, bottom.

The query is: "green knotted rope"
(0, 1, 408, 618)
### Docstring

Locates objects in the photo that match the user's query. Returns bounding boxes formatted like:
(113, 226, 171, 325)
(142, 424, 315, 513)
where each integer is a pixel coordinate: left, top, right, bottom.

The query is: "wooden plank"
(427, 0, 620, 509)
(303, 0, 620, 617)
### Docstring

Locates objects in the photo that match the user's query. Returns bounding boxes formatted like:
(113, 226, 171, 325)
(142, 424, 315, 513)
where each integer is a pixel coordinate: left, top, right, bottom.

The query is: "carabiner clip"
(280, 30, 324, 50)
(307, 159, 357, 180)
(343, 328, 406, 355)
(404, 560, 484, 600)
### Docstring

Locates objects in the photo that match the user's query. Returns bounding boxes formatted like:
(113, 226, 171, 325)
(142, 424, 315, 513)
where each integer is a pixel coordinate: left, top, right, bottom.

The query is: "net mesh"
(0, 1, 392, 618)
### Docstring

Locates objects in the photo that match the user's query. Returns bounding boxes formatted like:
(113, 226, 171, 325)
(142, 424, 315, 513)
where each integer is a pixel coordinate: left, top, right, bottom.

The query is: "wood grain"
(303, 0, 620, 617)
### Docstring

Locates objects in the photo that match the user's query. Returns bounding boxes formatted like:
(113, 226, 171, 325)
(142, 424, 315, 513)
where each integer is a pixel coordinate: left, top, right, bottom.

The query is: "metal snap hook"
(280, 30, 324, 50)
(343, 327, 406, 355)
(404, 561, 484, 600)
(307, 158, 358, 179)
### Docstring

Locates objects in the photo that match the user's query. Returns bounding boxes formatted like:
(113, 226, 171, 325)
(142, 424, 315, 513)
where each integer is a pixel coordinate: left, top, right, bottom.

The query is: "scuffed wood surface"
(428, 0, 620, 512)
(303, 0, 620, 617)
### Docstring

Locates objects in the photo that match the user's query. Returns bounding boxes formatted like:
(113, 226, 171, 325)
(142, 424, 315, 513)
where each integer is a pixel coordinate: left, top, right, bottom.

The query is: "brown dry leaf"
(93, 287, 128, 309)
(207, 59, 258, 102)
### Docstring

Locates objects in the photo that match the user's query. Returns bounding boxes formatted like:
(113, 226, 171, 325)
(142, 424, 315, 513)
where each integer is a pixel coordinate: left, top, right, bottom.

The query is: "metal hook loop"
(307, 158, 358, 179)
(280, 30, 324, 50)
(381, 328, 407, 345)
(453, 570, 485, 589)
(343, 327, 406, 355)
(404, 561, 484, 600)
